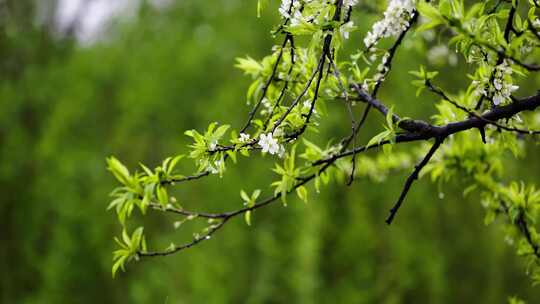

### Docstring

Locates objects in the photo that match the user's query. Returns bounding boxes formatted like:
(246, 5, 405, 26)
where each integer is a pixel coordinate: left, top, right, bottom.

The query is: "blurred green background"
(1, 0, 540, 303)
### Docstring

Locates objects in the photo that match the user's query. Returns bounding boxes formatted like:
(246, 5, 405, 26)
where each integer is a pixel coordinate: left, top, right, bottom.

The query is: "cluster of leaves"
(106, 155, 184, 276)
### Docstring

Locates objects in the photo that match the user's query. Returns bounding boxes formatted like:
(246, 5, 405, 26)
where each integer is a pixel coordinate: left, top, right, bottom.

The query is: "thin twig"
(385, 138, 444, 225)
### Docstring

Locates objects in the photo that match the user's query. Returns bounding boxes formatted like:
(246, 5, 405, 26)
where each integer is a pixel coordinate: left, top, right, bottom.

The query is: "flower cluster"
(238, 133, 250, 143)
(358, 51, 391, 91)
(363, 0, 416, 48)
(279, 0, 300, 19)
(281, 0, 357, 29)
(209, 160, 223, 175)
(258, 133, 285, 157)
(473, 60, 519, 106)
(492, 62, 519, 105)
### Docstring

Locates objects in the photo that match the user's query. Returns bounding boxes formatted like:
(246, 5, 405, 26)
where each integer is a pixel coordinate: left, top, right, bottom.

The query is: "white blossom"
(290, 10, 307, 27)
(364, 0, 416, 48)
(258, 132, 284, 156)
(279, 0, 302, 20)
(381, 52, 390, 64)
(238, 133, 250, 143)
(279, 0, 292, 18)
(209, 160, 223, 175)
(471, 80, 485, 97)
(340, 21, 355, 40)
(361, 80, 369, 91)
(491, 61, 519, 105)
(533, 18, 540, 29)
(472, 60, 518, 106)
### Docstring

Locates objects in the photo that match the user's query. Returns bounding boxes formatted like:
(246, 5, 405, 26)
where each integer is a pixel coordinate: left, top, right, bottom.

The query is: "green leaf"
(252, 189, 261, 201)
(296, 186, 308, 203)
(156, 185, 169, 206)
(367, 130, 392, 148)
(245, 211, 252, 226)
(112, 255, 127, 278)
(121, 229, 131, 247)
(107, 157, 131, 186)
(213, 124, 230, 140)
(385, 106, 395, 131)
(240, 190, 250, 202)
(167, 155, 185, 175)
(235, 56, 264, 76)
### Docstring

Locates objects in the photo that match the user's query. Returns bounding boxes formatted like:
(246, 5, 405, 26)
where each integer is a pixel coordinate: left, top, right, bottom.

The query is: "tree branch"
(385, 138, 443, 225)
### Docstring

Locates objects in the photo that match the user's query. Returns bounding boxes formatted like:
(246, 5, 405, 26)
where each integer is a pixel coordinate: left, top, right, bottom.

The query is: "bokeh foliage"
(1, 0, 540, 302)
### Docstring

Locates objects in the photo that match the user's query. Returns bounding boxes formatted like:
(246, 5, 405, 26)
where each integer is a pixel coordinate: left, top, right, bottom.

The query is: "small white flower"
(340, 21, 355, 40)
(361, 81, 369, 92)
(291, 10, 307, 26)
(209, 160, 223, 175)
(209, 140, 218, 150)
(493, 79, 503, 91)
(381, 52, 390, 64)
(258, 132, 282, 155)
(279, 0, 292, 18)
(239, 133, 250, 143)
(373, 73, 385, 82)
(364, 0, 416, 48)
(472, 60, 518, 106)
(493, 93, 504, 106)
